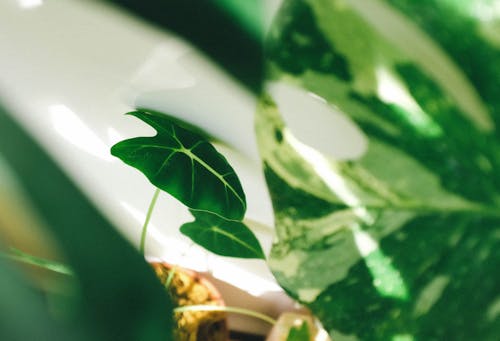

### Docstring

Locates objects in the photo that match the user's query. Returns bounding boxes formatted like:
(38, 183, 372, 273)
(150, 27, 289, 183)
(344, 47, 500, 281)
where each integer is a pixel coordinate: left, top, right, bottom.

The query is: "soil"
(150, 262, 228, 341)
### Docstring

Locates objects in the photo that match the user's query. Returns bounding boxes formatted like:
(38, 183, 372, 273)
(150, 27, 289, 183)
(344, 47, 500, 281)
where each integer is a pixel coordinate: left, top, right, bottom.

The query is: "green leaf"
(0, 105, 175, 340)
(286, 321, 311, 341)
(212, 0, 264, 41)
(2, 247, 74, 276)
(180, 210, 265, 259)
(111, 110, 246, 221)
(0, 253, 91, 341)
(262, 0, 500, 340)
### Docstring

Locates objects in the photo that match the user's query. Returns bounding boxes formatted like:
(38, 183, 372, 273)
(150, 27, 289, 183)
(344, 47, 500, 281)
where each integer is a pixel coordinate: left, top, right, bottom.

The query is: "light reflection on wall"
(49, 104, 113, 161)
(18, 0, 43, 9)
(107, 127, 124, 146)
(210, 260, 282, 297)
(119, 200, 193, 258)
(120, 200, 281, 296)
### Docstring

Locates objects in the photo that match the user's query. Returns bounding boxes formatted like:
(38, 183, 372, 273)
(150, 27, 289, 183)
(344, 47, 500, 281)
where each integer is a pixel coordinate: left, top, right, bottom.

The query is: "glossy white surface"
(0, 0, 289, 334)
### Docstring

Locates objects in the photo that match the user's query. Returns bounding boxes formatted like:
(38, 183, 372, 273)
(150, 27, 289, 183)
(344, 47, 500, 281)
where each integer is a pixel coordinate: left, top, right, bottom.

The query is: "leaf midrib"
(346, 202, 500, 218)
(120, 142, 246, 213)
(338, 164, 500, 218)
(168, 128, 246, 212)
(184, 148, 246, 210)
(209, 225, 260, 256)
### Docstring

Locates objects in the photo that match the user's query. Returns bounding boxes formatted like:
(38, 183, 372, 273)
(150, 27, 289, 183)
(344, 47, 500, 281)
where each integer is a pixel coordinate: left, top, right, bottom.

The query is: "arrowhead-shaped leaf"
(111, 110, 246, 221)
(261, 0, 500, 340)
(180, 210, 265, 259)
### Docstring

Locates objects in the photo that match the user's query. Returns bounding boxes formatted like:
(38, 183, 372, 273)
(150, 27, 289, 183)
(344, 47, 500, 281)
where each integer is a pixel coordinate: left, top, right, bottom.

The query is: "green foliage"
(3, 247, 73, 276)
(111, 110, 246, 221)
(112, 110, 265, 259)
(262, 0, 500, 340)
(212, 0, 264, 41)
(266, 0, 351, 81)
(286, 321, 310, 341)
(0, 255, 90, 341)
(181, 210, 265, 259)
(0, 105, 175, 340)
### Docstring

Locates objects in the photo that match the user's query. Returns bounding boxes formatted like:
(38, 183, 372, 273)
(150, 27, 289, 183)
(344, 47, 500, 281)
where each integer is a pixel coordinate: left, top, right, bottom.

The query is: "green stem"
(140, 188, 161, 254)
(164, 266, 177, 289)
(174, 305, 277, 325)
(2, 248, 73, 276)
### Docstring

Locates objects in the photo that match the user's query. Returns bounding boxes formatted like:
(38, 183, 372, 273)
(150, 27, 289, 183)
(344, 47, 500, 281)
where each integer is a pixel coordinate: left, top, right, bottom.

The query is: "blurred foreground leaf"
(0, 105, 174, 340)
(0, 254, 90, 341)
(286, 321, 310, 341)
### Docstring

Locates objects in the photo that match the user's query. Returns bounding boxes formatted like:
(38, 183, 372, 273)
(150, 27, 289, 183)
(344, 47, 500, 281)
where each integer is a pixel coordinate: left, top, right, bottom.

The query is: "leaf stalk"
(174, 304, 277, 325)
(140, 188, 161, 254)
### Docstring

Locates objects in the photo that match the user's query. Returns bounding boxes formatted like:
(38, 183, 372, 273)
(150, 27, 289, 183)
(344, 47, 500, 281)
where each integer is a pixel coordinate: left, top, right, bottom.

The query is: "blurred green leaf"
(3, 248, 74, 276)
(212, 0, 264, 41)
(0, 105, 174, 340)
(286, 321, 310, 341)
(0, 248, 91, 341)
(262, 0, 500, 340)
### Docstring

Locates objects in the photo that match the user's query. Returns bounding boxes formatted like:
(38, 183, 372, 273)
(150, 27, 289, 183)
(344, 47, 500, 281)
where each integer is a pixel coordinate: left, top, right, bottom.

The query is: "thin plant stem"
(140, 188, 161, 254)
(174, 305, 277, 325)
(2, 248, 73, 276)
(164, 266, 177, 289)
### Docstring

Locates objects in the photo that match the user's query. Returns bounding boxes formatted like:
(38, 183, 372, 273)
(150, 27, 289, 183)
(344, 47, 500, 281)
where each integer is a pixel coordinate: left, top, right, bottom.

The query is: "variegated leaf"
(261, 0, 500, 340)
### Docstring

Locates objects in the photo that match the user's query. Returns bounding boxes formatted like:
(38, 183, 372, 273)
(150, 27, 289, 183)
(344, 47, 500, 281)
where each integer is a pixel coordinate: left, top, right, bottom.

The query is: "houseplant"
(0, 104, 176, 340)
(1, 0, 498, 340)
(110, 110, 272, 339)
(113, 0, 500, 339)
(0, 107, 314, 340)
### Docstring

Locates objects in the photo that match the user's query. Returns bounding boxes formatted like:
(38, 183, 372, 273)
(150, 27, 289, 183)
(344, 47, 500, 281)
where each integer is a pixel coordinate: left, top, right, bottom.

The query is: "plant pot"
(150, 262, 228, 341)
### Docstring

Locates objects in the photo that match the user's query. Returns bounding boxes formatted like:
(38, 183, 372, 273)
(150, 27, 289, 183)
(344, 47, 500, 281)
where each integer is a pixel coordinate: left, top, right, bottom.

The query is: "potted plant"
(112, 0, 500, 339)
(1, 0, 498, 340)
(109, 109, 265, 339)
(110, 109, 320, 340)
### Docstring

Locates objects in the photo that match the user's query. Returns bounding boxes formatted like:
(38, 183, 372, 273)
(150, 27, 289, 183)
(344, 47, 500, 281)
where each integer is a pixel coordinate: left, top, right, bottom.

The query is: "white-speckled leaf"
(261, 0, 500, 340)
